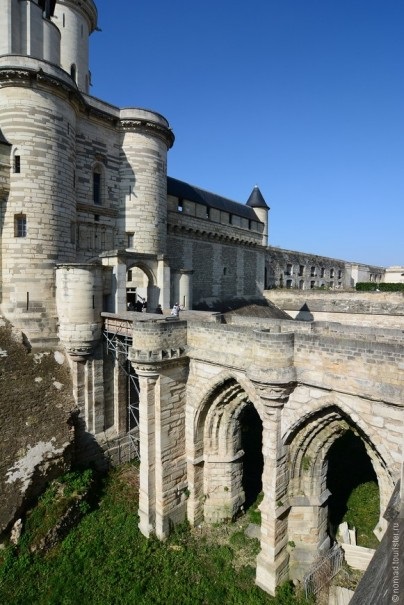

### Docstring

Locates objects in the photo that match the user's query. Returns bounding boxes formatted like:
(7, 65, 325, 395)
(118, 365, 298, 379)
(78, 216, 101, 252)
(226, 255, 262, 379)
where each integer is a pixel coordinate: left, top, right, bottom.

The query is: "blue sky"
(90, 1, 403, 268)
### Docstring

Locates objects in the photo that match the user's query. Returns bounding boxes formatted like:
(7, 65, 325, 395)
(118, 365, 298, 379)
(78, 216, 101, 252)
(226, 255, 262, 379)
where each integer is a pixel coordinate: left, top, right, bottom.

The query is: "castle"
(0, 1, 402, 598)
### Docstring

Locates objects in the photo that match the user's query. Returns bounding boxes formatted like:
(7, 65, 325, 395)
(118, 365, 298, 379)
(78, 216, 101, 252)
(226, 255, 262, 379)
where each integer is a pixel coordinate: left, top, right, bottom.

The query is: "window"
(299, 265, 304, 276)
(223, 267, 227, 276)
(286, 263, 293, 275)
(338, 269, 342, 279)
(14, 214, 27, 237)
(330, 268, 335, 278)
(320, 267, 325, 278)
(70, 221, 76, 244)
(127, 270, 133, 281)
(178, 199, 183, 212)
(310, 280, 315, 289)
(14, 155, 21, 174)
(93, 170, 101, 205)
(127, 233, 134, 248)
(310, 266, 316, 277)
(70, 64, 77, 83)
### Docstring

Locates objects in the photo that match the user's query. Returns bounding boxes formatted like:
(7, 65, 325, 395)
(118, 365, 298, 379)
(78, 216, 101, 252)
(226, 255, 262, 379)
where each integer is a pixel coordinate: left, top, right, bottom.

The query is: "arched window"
(12, 148, 21, 174)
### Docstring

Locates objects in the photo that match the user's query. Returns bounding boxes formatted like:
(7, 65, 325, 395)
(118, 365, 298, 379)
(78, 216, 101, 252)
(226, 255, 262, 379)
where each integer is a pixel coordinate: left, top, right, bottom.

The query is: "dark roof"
(167, 176, 263, 222)
(246, 185, 269, 209)
(0, 129, 10, 146)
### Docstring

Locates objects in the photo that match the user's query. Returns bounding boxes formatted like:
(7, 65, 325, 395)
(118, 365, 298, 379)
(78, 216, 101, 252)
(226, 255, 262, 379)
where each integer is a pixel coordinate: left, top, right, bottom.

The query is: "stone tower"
(0, 0, 98, 343)
(246, 185, 269, 246)
(0, 0, 174, 346)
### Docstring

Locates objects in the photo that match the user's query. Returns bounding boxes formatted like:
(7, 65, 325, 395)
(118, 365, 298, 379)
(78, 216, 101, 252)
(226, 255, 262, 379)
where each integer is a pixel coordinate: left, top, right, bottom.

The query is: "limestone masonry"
(0, 0, 403, 598)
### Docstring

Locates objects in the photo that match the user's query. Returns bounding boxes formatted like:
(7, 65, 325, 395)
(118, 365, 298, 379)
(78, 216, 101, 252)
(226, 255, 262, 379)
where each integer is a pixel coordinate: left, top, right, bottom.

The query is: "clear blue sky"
(90, 1, 403, 268)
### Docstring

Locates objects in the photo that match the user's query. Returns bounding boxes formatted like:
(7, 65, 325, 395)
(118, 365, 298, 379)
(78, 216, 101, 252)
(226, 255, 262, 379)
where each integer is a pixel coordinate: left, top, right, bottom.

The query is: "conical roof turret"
(246, 185, 269, 209)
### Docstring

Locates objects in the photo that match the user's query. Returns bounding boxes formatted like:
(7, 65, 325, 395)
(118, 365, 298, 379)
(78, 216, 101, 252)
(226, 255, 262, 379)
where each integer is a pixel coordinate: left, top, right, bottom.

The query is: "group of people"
(127, 298, 147, 313)
(126, 300, 183, 316)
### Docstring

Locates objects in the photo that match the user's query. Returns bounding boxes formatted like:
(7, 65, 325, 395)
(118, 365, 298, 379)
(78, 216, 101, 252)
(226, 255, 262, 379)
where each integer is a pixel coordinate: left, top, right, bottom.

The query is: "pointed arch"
(284, 403, 395, 550)
(187, 373, 263, 525)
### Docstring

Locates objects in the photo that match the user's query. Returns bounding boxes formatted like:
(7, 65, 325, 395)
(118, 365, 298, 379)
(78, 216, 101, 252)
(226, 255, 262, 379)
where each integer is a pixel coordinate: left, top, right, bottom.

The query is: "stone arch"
(283, 403, 395, 578)
(125, 261, 158, 312)
(187, 373, 263, 525)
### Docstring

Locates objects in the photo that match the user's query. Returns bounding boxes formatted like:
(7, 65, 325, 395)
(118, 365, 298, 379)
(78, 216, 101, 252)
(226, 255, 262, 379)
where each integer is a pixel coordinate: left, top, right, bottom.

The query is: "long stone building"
(0, 0, 402, 598)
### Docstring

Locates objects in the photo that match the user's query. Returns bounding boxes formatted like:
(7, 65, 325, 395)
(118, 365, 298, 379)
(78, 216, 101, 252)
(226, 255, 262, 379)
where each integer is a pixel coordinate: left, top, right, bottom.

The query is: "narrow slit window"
(14, 155, 21, 174)
(93, 171, 101, 205)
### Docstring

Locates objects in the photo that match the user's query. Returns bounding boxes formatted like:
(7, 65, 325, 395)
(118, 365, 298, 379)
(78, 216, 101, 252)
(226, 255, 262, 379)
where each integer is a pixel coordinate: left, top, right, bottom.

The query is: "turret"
(53, 0, 98, 93)
(120, 108, 175, 256)
(0, 0, 97, 93)
(246, 185, 269, 246)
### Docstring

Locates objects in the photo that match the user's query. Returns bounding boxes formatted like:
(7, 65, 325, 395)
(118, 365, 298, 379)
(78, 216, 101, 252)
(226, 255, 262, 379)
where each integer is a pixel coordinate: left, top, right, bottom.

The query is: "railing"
(303, 544, 344, 599)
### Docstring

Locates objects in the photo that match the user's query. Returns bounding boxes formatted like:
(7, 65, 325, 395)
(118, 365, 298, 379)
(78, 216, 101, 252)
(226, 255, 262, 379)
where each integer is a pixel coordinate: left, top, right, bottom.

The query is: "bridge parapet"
(129, 319, 188, 369)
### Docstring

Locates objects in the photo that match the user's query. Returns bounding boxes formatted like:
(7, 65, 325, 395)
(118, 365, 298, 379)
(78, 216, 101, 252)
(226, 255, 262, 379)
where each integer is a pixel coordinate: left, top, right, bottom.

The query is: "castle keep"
(0, 0, 402, 597)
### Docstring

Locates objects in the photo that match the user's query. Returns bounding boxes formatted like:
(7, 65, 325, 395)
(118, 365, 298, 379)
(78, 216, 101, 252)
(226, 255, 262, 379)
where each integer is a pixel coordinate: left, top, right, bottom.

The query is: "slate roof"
(167, 176, 265, 222)
(246, 185, 269, 209)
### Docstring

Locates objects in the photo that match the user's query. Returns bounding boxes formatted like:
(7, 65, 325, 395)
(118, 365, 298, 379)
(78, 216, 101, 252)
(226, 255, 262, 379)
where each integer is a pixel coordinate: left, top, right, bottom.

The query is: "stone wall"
(0, 318, 75, 537)
(265, 290, 404, 328)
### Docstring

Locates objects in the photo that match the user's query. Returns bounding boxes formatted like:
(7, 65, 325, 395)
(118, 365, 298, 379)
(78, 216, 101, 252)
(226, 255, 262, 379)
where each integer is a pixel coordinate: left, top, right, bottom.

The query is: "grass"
(0, 466, 311, 605)
(247, 491, 264, 525)
(343, 481, 380, 549)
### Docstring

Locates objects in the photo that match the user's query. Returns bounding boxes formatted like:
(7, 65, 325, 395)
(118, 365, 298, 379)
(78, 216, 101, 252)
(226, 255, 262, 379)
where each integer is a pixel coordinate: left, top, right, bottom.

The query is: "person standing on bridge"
(171, 302, 180, 317)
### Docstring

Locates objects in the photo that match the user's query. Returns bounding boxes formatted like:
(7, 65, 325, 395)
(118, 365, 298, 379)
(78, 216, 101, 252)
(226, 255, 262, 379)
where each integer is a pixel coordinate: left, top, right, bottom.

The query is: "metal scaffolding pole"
(103, 325, 140, 460)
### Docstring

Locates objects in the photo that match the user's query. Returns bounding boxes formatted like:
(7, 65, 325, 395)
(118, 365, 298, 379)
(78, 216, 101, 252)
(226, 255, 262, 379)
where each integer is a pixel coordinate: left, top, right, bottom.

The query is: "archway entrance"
(189, 378, 263, 525)
(327, 430, 379, 547)
(240, 402, 263, 510)
(126, 264, 159, 312)
(285, 405, 391, 578)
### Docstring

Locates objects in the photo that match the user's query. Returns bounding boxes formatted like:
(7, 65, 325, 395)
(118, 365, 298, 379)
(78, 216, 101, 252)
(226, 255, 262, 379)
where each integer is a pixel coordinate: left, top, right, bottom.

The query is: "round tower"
(53, 0, 98, 93)
(0, 69, 79, 343)
(56, 263, 103, 360)
(0, 0, 88, 343)
(120, 108, 174, 256)
(246, 185, 270, 247)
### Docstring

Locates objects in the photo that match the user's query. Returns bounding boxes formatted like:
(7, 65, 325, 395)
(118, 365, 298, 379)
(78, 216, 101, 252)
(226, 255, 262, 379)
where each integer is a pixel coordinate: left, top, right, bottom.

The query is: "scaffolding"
(103, 321, 140, 460)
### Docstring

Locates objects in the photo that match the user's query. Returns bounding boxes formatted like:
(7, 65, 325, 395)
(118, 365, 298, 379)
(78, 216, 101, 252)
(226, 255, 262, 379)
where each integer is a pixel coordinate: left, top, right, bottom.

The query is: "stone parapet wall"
(131, 318, 188, 360)
(265, 290, 404, 328)
(293, 333, 403, 405)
